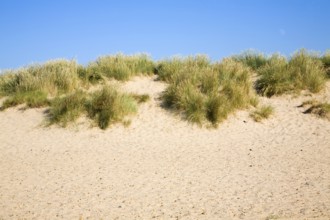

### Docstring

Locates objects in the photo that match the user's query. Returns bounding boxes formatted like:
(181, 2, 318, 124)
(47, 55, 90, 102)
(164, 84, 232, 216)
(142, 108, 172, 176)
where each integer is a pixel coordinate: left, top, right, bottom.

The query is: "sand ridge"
(0, 76, 330, 219)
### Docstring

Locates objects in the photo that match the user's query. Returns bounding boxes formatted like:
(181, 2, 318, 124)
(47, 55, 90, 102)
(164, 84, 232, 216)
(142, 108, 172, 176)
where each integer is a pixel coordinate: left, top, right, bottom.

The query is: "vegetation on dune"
(0, 49, 329, 128)
(321, 51, 330, 78)
(250, 105, 274, 122)
(77, 65, 103, 85)
(47, 86, 138, 129)
(86, 54, 155, 81)
(131, 94, 150, 103)
(300, 99, 330, 120)
(48, 90, 87, 127)
(86, 87, 137, 129)
(232, 50, 268, 70)
(256, 50, 327, 97)
(255, 54, 291, 96)
(154, 55, 211, 82)
(160, 57, 257, 126)
(0, 60, 79, 96)
(1, 90, 49, 110)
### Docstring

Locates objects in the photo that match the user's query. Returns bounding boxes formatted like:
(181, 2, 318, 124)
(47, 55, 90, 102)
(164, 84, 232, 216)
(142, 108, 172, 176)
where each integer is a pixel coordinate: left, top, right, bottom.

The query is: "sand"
(0, 76, 330, 220)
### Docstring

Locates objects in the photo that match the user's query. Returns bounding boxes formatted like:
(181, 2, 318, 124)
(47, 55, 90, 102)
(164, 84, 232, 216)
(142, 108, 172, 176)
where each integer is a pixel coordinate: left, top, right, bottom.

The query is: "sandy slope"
(0, 76, 330, 220)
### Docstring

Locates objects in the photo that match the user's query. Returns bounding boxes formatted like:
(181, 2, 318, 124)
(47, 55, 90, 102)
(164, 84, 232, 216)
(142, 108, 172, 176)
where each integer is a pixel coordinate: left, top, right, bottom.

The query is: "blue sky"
(1, 0, 329, 69)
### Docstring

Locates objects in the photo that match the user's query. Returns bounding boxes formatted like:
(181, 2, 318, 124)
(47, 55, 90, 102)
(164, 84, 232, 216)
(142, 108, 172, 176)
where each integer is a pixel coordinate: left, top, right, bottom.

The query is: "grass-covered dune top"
(0, 49, 329, 128)
(156, 56, 258, 126)
(79, 53, 155, 83)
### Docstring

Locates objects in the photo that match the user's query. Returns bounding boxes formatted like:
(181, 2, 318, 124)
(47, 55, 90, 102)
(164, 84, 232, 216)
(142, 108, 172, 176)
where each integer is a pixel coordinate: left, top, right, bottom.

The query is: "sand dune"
(0, 76, 330, 219)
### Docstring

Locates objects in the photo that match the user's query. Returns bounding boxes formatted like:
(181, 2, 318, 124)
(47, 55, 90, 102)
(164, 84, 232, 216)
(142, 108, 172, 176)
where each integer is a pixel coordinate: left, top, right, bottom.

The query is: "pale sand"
(0, 76, 330, 220)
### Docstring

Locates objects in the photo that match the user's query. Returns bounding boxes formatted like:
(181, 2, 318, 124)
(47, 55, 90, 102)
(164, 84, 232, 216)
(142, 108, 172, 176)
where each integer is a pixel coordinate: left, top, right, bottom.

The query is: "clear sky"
(1, 0, 329, 70)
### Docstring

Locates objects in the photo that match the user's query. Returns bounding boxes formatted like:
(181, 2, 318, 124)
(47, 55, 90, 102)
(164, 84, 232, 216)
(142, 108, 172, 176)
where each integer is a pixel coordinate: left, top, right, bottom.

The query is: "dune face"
(0, 76, 330, 219)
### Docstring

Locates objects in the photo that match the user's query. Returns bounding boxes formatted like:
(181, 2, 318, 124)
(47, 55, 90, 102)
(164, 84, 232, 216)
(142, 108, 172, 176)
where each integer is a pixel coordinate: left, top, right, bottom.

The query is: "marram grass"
(0, 49, 328, 128)
(250, 105, 274, 122)
(256, 49, 327, 97)
(161, 57, 257, 126)
(48, 86, 139, 129)
(86, 86, 137, 129)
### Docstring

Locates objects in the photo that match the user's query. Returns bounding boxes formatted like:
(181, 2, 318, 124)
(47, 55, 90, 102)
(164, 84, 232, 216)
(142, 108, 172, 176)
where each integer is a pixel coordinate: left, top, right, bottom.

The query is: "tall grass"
(77, 65, 103, 85)
(256, 50, 327, 97)
(48, 90, 87, 127)
(161, 57, 257, 126)
(87, 54, 155, 81)
(321, 51, 330, 78)
(232, 50, 268, 71)
(1, 90, 49, 110)
(0, 60, 79, 96)
(154, 55, 211, 82)
(47, 86, 138, 129)
(86, 87, 137, 129)
(255, 54, 291, 97)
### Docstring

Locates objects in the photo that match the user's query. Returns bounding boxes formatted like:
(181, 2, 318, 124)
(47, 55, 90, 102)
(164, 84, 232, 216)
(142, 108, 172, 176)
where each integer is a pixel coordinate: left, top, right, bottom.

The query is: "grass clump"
(154, 55, 211, 82)
(87, 54, 155, 81)
(47, 87, 139, 129)
(1, 90, 49, 110)
(232, 50, 268, 71)
(256, 49, 327, 97)
(131, 94, 150, 103)
(321, 51, 330, 78)
(250, 105, 274, 122)
(300, 99, 330, 120)
(255, 54, 291, 97)
(77, 65, 103, 85)
(161, 57, 257, 126)
(0, 60, 80, 96)
(48, 90, 87, 127)
(86, 87, 137, 129)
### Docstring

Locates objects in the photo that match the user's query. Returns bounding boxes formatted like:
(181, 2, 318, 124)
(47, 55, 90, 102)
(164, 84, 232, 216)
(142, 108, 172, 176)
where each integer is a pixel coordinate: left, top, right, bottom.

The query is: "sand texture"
(0, 77, 330, 219)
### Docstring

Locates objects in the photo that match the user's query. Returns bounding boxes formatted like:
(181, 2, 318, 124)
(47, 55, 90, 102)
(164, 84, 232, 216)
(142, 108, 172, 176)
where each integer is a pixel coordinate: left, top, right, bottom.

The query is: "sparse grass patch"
(250, 105, 274, 122)
(300, 99, 330, 120)
(131, 94, 150, 103)
(256, 50, 327, 97)
(86, 86, 137, 129)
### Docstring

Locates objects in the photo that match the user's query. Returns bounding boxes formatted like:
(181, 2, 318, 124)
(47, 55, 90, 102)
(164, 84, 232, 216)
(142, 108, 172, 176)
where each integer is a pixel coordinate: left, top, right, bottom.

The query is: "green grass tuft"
(1, 90, 49, 110)
(250, 105, 274, 122)
(232, 50, 268, 71)
(161, 57, 256, 126)
(131, 94, 150, 103)
(155, 55, 211, 82)
(87, 54, 155, 81)
(256, 50, 327, 97)
(321, 51, 330, 78)
(77, 65, 103, 84)
(86, 87, 137, 129)
(300, 99, 330, 120)
(48, 90, 87, 127)
(0, 60, 80, 96)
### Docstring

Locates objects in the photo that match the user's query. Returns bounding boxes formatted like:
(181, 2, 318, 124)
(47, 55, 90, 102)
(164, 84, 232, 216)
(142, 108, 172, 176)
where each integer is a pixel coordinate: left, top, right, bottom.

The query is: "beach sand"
(0, 76, 330, 219)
